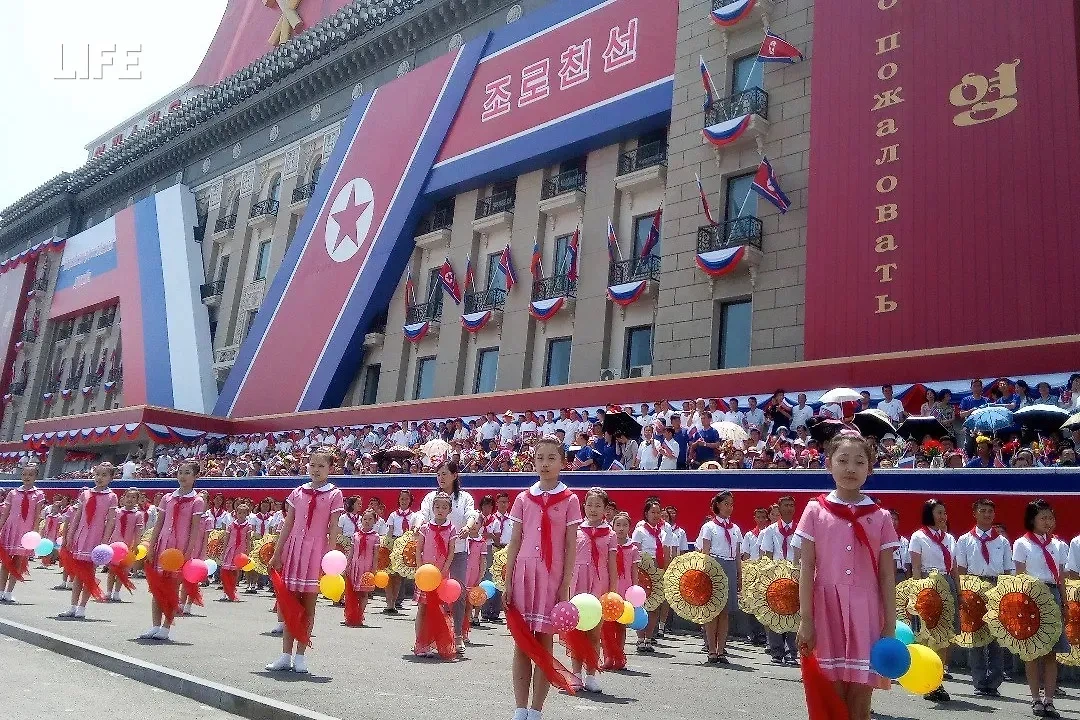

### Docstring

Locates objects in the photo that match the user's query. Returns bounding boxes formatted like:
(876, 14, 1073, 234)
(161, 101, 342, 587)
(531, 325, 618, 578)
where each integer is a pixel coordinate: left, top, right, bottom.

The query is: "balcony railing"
(697, 217, 764, 254)
(97, 309, 116, 329)
(531, 274, 576, 301)
(464, 287, 507, 314)
(29, 277, 47, 294)
(86, 371, 104, 386)
(249, 199, 280, 219)
(56, 325, 73, 342)
(107, 367, 122, 383)
(200, 279, 226, 301)
(9, 381, 26, 396)
(616, 141, 667, 176)
(608, 255, 661, 285)
(65, 374, 84, 392)
(705, 87, 769, 125)
(475, 192, 515, 219)
(416, 206, 454, 235)
(21, 329, 37, 343)
(292, 182, 317, 204)
(405, 299, 444, 324)
(76, 317, 93, 335)
(214, 214, 237, 233)
(541, 169, 587, 200)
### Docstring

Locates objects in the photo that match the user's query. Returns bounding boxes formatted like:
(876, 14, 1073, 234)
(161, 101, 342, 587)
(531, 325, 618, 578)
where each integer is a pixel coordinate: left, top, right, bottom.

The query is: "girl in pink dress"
(504, 436, 583, 720)
(220, 502, 252, 601)
(39, 496, 64, 568)
(796, 433, 899, 720)
(141, 461, 207, 641)
(266, 448, 344, 674)
(59, 463, 118, 618)
(180, 492, 213, 615)
(344, 508, 380, 627)
(0, 464, 46, 601)
(413, 493, 457, 658)
(569, 487, 617, 691)
(606, 511, 640, 671)
(105, 488, 145, 602)
(464, 525, 488, 634)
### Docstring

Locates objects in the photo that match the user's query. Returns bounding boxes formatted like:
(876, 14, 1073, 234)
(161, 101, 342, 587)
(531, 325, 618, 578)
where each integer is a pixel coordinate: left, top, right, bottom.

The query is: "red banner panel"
(804, 1, 1080, 359)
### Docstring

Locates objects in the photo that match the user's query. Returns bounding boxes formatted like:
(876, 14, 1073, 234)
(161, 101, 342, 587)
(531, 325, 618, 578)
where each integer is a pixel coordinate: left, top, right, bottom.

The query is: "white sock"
(70, 605, 78, 614)
(0, 592, 8, 601)
(74, 606, 86, 618)
(513, 709, 529, 720)
(292, 654, 308, 672)
(526, 710, 542, 720)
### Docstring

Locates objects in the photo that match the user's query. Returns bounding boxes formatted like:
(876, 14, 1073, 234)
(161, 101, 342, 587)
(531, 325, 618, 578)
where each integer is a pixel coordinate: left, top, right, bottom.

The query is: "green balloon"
(571, 593, 602, 631)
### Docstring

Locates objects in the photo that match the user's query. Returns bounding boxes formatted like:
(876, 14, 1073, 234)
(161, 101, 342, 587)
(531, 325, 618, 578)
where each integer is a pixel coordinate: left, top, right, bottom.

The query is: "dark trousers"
(482, 547, 504, 619)
(768, 630, 797, 659)
(969, 641, 1004, 691)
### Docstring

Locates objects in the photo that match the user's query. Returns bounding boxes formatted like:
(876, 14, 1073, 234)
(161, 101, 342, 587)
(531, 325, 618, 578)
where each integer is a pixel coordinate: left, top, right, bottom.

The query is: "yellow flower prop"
(336, 534, 353, 556)
(953, 575, 993, 648)
(750, 560, 800, 633)
(739, 558, 770, 613)
(895, 577, 916, 625)
(906, 571, 956, 650)
(1057, 579, 1080, 667)
(140, 527, 155, 545)
(206, 530, 226, 563)
(491, 546, 508, 592)
(983, 573, 1062, 662)
(662, 552, 728, 624)
(249, 535, 277, 576)
(389, 531, 419, 579)
(639, 553, 666, 612)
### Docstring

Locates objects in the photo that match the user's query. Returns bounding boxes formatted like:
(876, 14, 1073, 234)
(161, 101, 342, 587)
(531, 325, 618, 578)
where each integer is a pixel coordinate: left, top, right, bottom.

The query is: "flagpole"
(736, 185, 754, 218)
(741, 59, 760, 91)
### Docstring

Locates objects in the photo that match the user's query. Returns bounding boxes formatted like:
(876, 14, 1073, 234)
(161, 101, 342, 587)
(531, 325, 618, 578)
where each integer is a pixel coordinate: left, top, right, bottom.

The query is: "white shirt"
(1066, 535, 1080, 574)
(209, 509, 232, 530)
(477, 421, 497, 441)
(155, 455, 170, 475)
(269, 511, 285, 532)
(122, 460, 137, 479)
(637, 438, 660, 470)
(820, 403, 842, 420)
(955, 528, 1015, 576)
(741, 529, 764, 560)
(1013, 534, 1067, 583)
(744, 408, 766, 432)
(909, 528, 956, 573)
(659, 438, 679, 470)
(664, 525, 688, 552)
(387, 509, 412, 538)
(390, 429, 409, 446)
(491, 512, 513, 545)
(759, 520, 801, 563)
(540, 421, 557, 436)
(722, 409, 745, 427)
(520, 420, 538, 435)
(421, 489, 478, 553)
(555, 418, 575, 436)
(700, 518, 742, 560)
(338, 512, 362, 537)
(894, 536, 911, 571)
(631, 521, 668, 559)
(499, 422, 519, 443)
(877, 398, 906, 423)
(790, 404, 814, 430)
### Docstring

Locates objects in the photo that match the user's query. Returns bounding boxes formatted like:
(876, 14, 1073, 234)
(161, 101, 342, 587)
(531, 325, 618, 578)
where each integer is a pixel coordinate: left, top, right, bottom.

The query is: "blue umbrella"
(963, 405, 1015, 433)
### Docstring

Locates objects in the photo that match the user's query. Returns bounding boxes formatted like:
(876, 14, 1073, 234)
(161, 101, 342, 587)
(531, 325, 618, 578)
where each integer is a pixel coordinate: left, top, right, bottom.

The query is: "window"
(217, 254, 230, 282)
(361, 365, 380, 405)
(254, 241, 272, 281)
(725, 172, 756, 221)
(544, 338, 572, 386)
(718, 299, 752, 369)
(625, 326, 653, 372)
(553, 233, 572, 275)
(310, 156, 323, 185)
(244, 310, 259, 338)
(229, 192, 240, 218)
(637, 127, 667, 147)
(267, 174, 282, 203)
(732, 54, 763, 93)
(475, 348, 499, 393)
(415, 356, 436, 399)
(427, 267, 443, 302)
(559, 156, 586, 174)
(486, 252, 506, 292)
(632, 213, 658, 258)
(207, 307, 218, 343)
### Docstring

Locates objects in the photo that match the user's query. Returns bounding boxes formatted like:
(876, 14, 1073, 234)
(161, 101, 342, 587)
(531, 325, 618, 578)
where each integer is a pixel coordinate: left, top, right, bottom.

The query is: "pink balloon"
(625, 585, 647, 607)
(551, 600, 580, 633)
(181, 559, 208, 584)
(321, 550, 348, 575)
(110, 542, 129, 566)
(20, 531, 41, 551)
(437, 578, 462, 603)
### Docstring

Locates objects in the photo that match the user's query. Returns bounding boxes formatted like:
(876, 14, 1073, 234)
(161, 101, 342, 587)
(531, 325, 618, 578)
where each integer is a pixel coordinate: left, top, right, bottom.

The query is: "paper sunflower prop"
(953, 575, 993, 649)
(895, 577, 915, 625)
(739, 558, 770, 613)
(336, 535, 353, 556)
(662, 552, 728, 624)
(1056, 580, 1080, 667)
(389, 531, 419, 579)
(906, 571, 956, 650)
(750, 560, 800, 633)
(984, 573, 1063, 661)
(491, 546, 508, 592)
(205, 530, 226, 563)
(140, 527, 155, 545)
(638, 553, 666, 612)
(249, 535, 277, 576)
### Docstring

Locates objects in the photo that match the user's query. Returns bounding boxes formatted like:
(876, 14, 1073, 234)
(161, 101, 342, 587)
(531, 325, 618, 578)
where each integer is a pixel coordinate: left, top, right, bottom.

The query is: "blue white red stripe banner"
(461, 310, 493, 333)
(0, 236, 65, 275)
(607, 280, 648, 307)
(703, 114, 752, 147)
(711, 0, 756, 27)
(695, 246, 745, 278)
(403, 321, 430, 343)
(528, 296, 565, 322)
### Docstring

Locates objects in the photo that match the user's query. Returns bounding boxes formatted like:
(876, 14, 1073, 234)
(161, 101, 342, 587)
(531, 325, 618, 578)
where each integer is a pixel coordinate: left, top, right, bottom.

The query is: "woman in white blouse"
(908, 499, 956, 703)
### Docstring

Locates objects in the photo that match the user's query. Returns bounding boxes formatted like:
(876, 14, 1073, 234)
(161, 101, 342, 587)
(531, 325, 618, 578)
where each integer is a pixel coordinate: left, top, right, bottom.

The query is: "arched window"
(310, 156, 323, 185)
(267, 173, 282, 203)
(229, 191, 241, 218)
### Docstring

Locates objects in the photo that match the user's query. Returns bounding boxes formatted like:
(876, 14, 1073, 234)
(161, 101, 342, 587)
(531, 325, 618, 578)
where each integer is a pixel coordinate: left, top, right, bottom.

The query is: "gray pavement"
(0, 564, 1076, 719)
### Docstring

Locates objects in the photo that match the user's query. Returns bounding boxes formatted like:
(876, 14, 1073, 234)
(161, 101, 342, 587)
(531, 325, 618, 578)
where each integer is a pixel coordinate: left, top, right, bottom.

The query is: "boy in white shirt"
(637, 424, 661, 470)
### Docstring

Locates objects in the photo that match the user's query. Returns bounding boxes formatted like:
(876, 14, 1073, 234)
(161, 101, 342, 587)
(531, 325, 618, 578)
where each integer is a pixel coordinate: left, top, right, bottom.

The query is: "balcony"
(697, 217, 764, 271)
(414, 205, 454, 250)
(292, 182, 317, 206)
(472, 192, 515, 233)
(248, 199, 280, 225)
(614, 141, 667, 192)
(213, 344, 240, 367)
(107, 367, 122, 383)
(28, 277, 47, 294)
(76, 317, 93, 335)
(608, 255, 661, 285)
(711, 0, 774, 29)
(532, 274, 576, 302)
(704, 87, 770, 152)
(9, 381, 26, 396)
(406, 298, 444, 325)
(86, 371, 104, 387)
(200, 279, 226, 306)
(96, 309, 116, 330)
(194, 214, 208, 244)
(56, 325, 73, 342)
(20, 329, 37, 343)
(214, 214, 237, 236)
(539, 170, 587, 215)
(465, 287, 507, 314)
(64, 375, 84, 393)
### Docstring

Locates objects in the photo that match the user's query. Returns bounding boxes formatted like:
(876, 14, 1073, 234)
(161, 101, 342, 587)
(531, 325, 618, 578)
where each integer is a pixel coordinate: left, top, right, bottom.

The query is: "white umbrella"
(819, 387, 862, 404)
(713, 421, 748, 443)
(419, 438, 451, 464)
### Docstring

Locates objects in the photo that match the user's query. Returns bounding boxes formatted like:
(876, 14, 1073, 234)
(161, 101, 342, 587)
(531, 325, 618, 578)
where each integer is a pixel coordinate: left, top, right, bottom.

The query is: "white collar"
(90, 487, 112, 494)
(15, 486, 35, 492)
(528, 481, 567, 496)
(303, 482, 335, 493)
(172, 490, 197, 499)
(430, 519, 451, 527)
(580, 521, 610, 529)
(826, 491, 874, 506)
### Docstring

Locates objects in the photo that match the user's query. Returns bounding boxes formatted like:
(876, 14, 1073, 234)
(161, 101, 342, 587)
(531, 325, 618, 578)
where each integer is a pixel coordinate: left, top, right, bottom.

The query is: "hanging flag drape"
(530, 240, 543, 280)
(695, 246, 745, 278)
(699, 56, 718, 111)
(640, 206, 662, 258)
(704, 115, 752, 147)
(758, 30, 803, 63)
(751, 156, 792, 213)
(438, 257, 462, 304)
(404, 267, 416, 310)
(696, 174, 719, 226)
(404, 321, 430, 343)
(566, 228, 580, 283)
(499, 244, 518, 291)
(529, 297, 565, 322)
(710, 0, 756, 27)
(606, 218, 622, 262)
(463, 254, 475, 294)
(607, 280, 648, 307)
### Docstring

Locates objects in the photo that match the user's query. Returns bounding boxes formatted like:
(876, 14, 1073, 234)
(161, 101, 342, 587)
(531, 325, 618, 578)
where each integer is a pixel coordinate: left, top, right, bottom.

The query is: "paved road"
(0, 564, 1076, 719)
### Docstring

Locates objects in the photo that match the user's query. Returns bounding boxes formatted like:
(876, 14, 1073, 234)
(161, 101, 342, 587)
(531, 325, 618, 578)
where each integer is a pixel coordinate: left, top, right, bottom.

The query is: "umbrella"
(1014, 404, 1070, 433)
(602, 411, 642, 442)
(806, 417, 849, 444)
(419, 438, 451, 461)
(372, 445, 416, 463)
(896, 415, 951, 441)
(851, 409, 895, 440)
(713, 421, 748, 444)
(963, 405, 1014, 434)
(819, 387, 862, 404)
(1062, 412, 1080, 433)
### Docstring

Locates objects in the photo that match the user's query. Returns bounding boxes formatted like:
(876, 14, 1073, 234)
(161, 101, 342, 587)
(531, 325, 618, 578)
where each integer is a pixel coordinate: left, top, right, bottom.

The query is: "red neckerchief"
(356, 528, 378, 555)
(817, 494, 882, 577)
(1024, 532, 1062, 584)
(616, 541, 633, 576)
(922, 526, 953, 570)
(83, 489, 105, 525)
(255, 512, 271, 535)
(712, 516, 733, 552)
(118, 508, 138, 538)
(525, 488, 574, 572)
(971, 526, 999, 565)
(393, 508, 411, 533)
(231, 518, 249, 545)
(300, 484, 329, 530)
(428, 522, 451, 561)
(481, 514, 494, 533)
(18, 488, 33, 519)
(210, 507, 225, 523)
(581, 525, 612, 578)
(346, 512, 362, 530)
(642, 522, 664, 551)
(170, 494, 195, 530)
(747, 527, 761, 538)
(777, 521, 796, 559)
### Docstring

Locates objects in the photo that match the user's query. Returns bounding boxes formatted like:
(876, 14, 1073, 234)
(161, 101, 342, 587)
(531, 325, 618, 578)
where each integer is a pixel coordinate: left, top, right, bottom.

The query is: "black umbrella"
(806, 416, 848, 444)
(372, 445, 416, 463)
(852, 409, 896, 440)
(1015, 404, 1071, 433)
(895, 415, 951, 441)
(603, 411, 643, 442)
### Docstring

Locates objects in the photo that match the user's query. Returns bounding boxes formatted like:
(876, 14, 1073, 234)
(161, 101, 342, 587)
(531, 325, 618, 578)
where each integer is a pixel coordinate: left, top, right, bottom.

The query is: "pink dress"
(795, 493, 900, 689)
(155, 491, 207, 574)
(509, 482, 583, 633)
(571, 522, 616, 597)
(348, 529, 379, 590)
(465, 536, 487, 588)
(415, 521, 456, 600)
(69, 489, 118, 562)
(221, 518, 251, 570)
(0, 487, 46, 556)
(280, 483, 345, 593)
(614, 540, 641, 595)
(190, 513, 213, 560)
(111, 508, 145, 548)
(41, 510, 64, 542)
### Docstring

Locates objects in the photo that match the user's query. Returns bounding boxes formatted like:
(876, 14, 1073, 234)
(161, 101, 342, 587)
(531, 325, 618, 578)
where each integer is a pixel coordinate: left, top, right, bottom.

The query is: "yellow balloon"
(135, 544, 148, 561)
(373, 571, 390, 589)
(319, 573, 346, 602)
(242, 561, 256, 572)
(125, 550, 138, 566)
(618, 600, 635, 625)
(415, 563, 442, 592)
(898, 644, 944, 695)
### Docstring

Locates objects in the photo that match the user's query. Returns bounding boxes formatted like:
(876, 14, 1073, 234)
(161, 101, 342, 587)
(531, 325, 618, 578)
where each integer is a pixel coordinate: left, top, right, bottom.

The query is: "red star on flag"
(330, 184, 371, 252)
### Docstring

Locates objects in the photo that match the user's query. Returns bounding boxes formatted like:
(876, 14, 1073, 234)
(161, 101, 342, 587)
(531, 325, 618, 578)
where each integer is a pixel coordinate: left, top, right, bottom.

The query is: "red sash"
(428, 522, 451, 562)
(816, 494, 882, 577)
(170, 495, 195, 530)
(582, 525, 612, 578)
(971, 526, 999, 565)
(525, 489, 574, 572)
(712, 517, 734, 555)
(393, 508, 411, 535)
(641, 522, 665, 566)
(777, 522, 796, 559)
(921, 526, 953, 570)
(345, 512, 362, 531)
(255, 512, 271, 536)
(356, 529, 377, 556)
(83, 490, 100, 526)
(1024, 532, 1062, 585)
(19, 489, 31, 520)
(616, 542, 633, 576)
(300, 488, 318, 530)
(118, 509, 138, 540)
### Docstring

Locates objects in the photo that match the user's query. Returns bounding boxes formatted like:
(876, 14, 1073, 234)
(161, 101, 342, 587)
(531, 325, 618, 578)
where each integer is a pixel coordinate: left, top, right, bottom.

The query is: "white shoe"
(526, 710, 542, 720)
(512, 709, 529, 720)
(139, 627, 161, 639)
(73, 606, 86, 619)
(583, 674, 602, 693)
(265, 654, 292, 672)
(153, 626, 170, 641)
(291, 655, 309, 674)
(58, 608, 76, 618)
(270, 622, 284, 635)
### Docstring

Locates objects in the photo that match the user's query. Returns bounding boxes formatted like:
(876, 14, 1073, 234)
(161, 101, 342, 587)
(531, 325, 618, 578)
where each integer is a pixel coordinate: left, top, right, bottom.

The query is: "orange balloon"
(234, 553, 251, 569)
(468, 586, 488, 607)
(601, 592, 625, 622)
(415, 563, 442, 592)
(360, 571, 376, 591)
(159, 548, 185, 572)
(373, 571, 390, 589)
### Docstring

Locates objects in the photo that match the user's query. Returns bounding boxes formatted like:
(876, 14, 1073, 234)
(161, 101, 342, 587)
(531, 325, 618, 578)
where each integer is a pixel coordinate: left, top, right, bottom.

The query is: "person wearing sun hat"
(966, 436, 995, 468)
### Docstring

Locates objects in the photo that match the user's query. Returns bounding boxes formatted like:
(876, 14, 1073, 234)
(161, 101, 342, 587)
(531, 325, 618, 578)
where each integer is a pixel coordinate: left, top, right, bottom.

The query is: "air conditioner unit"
(599, 367, 621, 381)
(628, 364, 652, 378)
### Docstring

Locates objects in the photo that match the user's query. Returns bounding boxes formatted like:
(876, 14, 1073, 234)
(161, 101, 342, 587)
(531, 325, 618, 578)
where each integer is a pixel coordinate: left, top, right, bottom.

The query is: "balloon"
(159, 548, 185, 572)
(479, 580, 497, 599)
(601, 592, 625, 622)
(571, 593, 602, 631)
(415, 564, 443, 592)
(135, 544, 147, 561)
(204, 559, 218, 576)
(373, 571, 390, 589)
(438, 578, 462, 603)
(320, 573, 345, 602)
(110, 542, 129, 565)
(56, 536, 63, 548)
(242, 561, 256, 572)
(468, 586, 488, 607)
(618, 600, 635, 625)
(551, 601, 580, 633)
(182, 559, 209, 584)
(35, 538, 55, 557)
(321, 550, 348, 575)
(625, 585, 647, 607)
(898, 644, 944, 695)
(21, 531, 41, 550)
(629, 605, 648, 631)
(870, 637, 911, 680)
(234, 553, 251, 569)
(91, 544, 114, 566)
(359, 572, 376, 592)
(894, 620, 915, 645)
(125, 550, 138, 565)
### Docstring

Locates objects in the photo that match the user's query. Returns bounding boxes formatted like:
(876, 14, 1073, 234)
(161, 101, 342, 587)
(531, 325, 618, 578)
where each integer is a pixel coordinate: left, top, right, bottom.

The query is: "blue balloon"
(629, 605, 648, 631)
(894, 620, 915, 645)
(479, 580, 497, 599)
(35, 538, 55, 557)
(870, 637, 911, 679)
